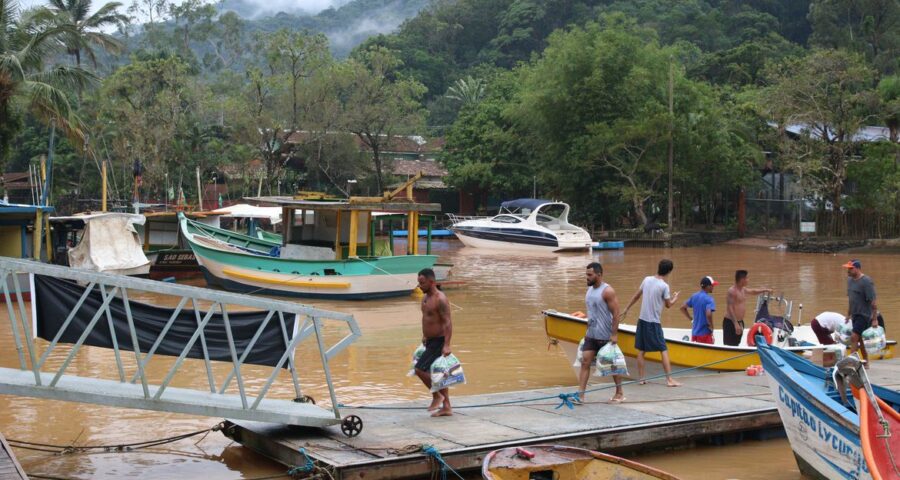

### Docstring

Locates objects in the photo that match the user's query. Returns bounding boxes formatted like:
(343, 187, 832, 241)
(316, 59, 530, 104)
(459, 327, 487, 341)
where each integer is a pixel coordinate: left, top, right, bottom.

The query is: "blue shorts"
(635, 319, 667, 352)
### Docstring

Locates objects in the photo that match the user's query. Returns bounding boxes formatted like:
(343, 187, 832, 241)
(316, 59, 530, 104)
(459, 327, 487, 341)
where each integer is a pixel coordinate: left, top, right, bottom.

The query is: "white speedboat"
(448, 199, 592, 252)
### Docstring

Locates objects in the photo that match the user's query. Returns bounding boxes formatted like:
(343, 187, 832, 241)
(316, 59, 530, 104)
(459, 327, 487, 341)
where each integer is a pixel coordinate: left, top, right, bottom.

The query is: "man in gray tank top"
(577, 262, 624, 404)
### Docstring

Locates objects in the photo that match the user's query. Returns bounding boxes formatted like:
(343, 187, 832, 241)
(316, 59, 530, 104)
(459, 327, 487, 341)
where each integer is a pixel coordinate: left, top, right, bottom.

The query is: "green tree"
(445, 75, 485, 107)
(758, 49, 878, 233)
(226, 30, 332, 191)
(809, 0, 900, 73)
(510, 16, 757, 228)
(341, 46, 426, 192)
(1, 0, 94, 167)
(442, 69, 532, 196)
(95, 55, 210, 199)
(878, 75, 900, 142)
(37, 0, 128, 68)
(168, 0, 214, 55)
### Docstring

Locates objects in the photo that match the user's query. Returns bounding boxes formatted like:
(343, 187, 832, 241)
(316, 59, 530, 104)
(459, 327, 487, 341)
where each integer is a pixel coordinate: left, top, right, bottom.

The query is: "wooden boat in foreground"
(758, 342, 900, 480)
(482, 445, 680, 480)
(544, 294, 895, 372)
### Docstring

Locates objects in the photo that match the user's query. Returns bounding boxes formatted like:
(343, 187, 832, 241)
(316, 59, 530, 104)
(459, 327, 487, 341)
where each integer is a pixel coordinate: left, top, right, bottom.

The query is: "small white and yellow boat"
(482, 445, 680, 480)
(543, 309, 895, 372)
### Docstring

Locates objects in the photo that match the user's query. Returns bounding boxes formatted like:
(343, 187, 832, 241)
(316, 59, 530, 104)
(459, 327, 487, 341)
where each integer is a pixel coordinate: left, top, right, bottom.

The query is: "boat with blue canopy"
(448, 199, 592, 252)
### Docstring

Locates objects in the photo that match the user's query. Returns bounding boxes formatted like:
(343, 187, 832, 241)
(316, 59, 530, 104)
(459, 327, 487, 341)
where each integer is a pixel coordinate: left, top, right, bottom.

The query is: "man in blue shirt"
(681, 276, 718, 344)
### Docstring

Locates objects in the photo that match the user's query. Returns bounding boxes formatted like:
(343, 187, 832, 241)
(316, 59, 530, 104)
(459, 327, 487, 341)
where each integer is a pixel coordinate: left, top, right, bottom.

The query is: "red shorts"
(811, 319, 836, 345)
(691, 334, 715, 344)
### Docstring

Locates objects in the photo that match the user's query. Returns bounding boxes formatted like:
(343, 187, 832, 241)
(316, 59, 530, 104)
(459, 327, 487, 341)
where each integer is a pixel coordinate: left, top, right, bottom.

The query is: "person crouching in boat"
(681, 276, 718, 344)
(810, 311, 845, 345)
(576, 262, 625, 404)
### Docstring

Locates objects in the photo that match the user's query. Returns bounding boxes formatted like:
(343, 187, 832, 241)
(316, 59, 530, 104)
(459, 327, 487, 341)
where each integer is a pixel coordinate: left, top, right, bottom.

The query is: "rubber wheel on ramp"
(341, 415, 363, 437)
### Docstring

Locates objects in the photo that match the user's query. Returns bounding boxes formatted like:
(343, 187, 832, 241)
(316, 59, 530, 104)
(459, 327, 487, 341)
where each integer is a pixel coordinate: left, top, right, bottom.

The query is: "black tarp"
(34, 275, 295, 367)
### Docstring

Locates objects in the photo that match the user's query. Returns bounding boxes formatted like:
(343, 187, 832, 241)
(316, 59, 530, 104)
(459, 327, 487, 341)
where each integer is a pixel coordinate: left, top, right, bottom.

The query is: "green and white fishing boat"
(180, 184, 441, 300)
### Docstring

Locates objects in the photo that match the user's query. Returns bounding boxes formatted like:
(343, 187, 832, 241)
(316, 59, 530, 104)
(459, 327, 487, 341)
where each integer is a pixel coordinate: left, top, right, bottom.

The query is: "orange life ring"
(747, 323, 773, 346)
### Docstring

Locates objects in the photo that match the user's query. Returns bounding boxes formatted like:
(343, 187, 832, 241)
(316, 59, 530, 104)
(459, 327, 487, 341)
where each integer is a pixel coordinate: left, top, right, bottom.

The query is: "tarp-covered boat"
(51, 212, 150, 276)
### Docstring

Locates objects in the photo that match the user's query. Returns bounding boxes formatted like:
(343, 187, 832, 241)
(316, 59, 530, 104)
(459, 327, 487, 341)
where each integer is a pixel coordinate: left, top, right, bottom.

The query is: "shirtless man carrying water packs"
(413, 268, 454, 417)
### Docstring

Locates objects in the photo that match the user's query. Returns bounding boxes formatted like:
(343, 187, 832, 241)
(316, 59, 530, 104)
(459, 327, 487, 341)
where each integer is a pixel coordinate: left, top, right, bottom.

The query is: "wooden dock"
(226, 358, 900, 480)
(0, 432, 29, 480)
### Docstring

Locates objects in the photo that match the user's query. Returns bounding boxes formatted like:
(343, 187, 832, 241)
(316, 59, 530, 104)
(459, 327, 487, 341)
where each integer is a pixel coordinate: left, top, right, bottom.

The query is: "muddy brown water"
(1, 241, 897, 479)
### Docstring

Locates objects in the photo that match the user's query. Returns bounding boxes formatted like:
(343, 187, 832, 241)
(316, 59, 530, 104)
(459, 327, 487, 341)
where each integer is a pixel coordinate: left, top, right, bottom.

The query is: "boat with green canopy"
(181, 179, 442, 300)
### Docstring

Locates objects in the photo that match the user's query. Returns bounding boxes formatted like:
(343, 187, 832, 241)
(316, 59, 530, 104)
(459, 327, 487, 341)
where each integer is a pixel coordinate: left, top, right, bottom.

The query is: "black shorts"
(635, 319, 667, 352)
(851, 314, 871, 335)
(582, 337, 609, 353)
(415, 336, 444, 371)
(723, 318, 744, 346)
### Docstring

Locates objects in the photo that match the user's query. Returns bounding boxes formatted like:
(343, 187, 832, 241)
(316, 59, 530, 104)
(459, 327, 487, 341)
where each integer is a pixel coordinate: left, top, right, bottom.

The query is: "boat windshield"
(535, 204, 568, 224)
(492, 214, 523, 224)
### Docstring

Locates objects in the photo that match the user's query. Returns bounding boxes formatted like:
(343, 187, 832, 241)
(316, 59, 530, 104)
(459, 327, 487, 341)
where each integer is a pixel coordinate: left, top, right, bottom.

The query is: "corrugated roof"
(391, 159, 448, 177)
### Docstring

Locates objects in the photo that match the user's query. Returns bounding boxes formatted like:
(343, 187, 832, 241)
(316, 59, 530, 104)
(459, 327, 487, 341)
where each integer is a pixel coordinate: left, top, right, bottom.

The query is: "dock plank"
(226, 357, 900, 480)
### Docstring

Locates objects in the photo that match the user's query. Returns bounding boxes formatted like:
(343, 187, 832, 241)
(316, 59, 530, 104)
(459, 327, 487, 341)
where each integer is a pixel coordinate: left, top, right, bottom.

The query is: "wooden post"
(196, 167, 204, 211)
(389, 219, 395, 256)
(334, 210, 342, 260)
(44, 214, 53, 262)
(426, 216, 432, 255)
(348, 210, 359, 257)
(33, 211, 42, 260)
(369, 216, 376, 256)
(407, 211, 415, 255)
(667, 59, 674, 232)
(101, 159, 108, 212)
(144, 218, 151, 250)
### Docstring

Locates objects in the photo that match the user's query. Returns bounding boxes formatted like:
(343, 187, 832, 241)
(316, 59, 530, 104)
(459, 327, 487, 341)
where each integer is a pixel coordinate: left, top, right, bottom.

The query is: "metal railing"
(445, 213, 489, 225)
(0, 257, 361, 427)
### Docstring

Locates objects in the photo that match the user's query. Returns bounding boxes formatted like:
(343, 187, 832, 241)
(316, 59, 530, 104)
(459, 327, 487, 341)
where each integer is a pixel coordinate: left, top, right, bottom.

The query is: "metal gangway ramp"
(0, 257, 365, 436)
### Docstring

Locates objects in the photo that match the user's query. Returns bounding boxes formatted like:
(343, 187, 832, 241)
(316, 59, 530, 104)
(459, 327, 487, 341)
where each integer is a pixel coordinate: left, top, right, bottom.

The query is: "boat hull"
(146, 249, 203, 280)
(197, 264, 422, 300)
(758, 345, 872, 480)
(453, 229, 590, 252)
(543, 310, 896, 372)
(184, 216, 438, 300)
(482, 445, 680, 480)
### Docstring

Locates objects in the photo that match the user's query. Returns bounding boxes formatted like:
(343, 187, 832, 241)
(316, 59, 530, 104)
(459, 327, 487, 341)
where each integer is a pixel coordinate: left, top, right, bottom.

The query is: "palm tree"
(38, 0, 128, 68)
(445, 76, 486, 107)
(0, 0, 96, 163)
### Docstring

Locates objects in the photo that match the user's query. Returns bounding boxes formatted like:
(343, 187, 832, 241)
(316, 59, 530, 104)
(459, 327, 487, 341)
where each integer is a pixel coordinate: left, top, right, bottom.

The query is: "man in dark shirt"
(844, 259, 878, 365)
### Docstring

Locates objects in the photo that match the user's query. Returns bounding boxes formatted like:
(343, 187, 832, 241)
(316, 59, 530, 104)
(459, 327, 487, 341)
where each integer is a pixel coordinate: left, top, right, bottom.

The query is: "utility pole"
(667, 59, 674, 232)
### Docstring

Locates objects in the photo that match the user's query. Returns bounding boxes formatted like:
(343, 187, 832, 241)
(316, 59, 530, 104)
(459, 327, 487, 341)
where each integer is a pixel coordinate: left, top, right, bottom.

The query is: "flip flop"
(609, 397, 626, 404)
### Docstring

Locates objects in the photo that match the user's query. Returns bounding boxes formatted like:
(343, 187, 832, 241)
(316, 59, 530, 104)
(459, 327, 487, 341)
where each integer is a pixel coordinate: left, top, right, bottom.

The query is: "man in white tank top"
(577, 262, 624, 404)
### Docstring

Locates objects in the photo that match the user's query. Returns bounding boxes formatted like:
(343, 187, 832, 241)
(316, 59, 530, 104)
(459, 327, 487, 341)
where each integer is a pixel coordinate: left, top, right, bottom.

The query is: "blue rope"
(338, 350, 759, 410)
(287, 447, 315, 475)
(422, 445, 464, 480)
(555, 392, 578, 409)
